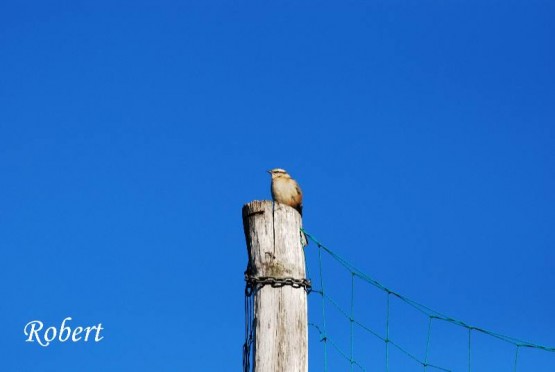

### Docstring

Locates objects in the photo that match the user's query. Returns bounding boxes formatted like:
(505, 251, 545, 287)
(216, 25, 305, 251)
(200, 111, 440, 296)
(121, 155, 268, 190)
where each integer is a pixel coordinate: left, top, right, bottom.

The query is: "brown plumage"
(268, 168, 303, 215)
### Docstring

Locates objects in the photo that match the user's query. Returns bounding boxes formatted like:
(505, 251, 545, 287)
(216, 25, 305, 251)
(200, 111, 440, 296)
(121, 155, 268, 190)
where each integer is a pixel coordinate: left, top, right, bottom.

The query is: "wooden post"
(242, 200, 308, 372)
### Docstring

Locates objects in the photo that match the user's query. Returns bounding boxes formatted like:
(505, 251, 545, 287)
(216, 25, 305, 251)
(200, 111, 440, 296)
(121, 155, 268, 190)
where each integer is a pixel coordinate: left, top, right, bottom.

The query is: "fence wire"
(302, 229, 555, 372)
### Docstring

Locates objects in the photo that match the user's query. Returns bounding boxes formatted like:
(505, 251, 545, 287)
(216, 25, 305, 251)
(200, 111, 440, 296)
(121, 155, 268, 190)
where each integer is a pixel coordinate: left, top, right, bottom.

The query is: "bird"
(268, 168, 303, 216)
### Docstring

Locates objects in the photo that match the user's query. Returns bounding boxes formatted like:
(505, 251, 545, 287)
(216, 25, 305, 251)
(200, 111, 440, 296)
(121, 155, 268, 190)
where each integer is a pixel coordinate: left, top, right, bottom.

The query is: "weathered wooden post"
(242, 200, 309, 372)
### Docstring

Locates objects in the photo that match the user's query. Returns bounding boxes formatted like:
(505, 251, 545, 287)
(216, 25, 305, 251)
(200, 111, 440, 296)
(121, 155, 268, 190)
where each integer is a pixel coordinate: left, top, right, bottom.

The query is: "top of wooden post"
(242, 200, 305, 278)
(242, 199, 302, 218)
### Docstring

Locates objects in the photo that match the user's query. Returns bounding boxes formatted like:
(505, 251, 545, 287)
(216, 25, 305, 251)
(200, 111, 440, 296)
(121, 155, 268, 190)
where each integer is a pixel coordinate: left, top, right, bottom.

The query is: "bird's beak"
(267, 170, 272, 174)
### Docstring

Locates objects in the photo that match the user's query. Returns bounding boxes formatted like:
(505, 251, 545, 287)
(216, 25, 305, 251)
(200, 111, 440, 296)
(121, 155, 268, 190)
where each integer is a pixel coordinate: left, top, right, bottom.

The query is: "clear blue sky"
(1, 1, 554, 371)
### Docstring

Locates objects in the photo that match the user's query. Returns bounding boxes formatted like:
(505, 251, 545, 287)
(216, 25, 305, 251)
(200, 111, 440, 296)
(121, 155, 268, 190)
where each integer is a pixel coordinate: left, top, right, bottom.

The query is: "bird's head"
(267, 168, 290, 179)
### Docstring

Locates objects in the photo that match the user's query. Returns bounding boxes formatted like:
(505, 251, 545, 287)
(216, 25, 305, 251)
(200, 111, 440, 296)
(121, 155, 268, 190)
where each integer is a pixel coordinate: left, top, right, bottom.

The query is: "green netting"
(302, 229, 555, 371)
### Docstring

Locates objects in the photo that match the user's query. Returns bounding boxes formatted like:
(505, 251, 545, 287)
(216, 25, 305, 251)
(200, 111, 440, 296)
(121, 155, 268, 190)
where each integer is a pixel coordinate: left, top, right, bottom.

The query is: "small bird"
(268, 168, 303, 216)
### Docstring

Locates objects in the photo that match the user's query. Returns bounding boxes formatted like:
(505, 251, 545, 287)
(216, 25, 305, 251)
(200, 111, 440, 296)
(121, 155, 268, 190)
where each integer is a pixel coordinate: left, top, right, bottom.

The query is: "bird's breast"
(271, 179, 302, 207)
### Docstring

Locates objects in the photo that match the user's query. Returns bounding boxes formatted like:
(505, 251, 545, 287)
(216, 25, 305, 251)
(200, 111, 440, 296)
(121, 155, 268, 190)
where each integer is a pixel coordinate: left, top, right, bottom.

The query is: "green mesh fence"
(302, 229, 555, 372)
